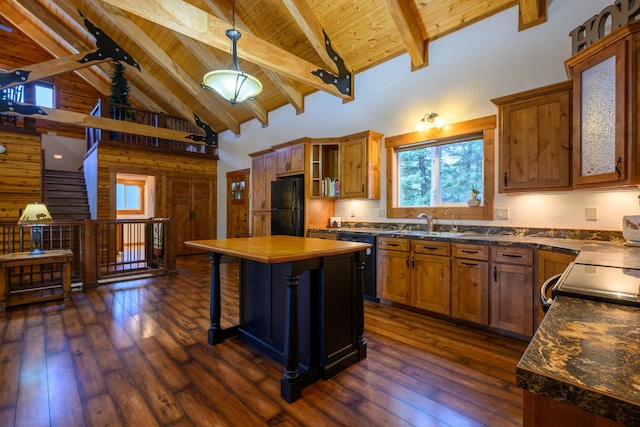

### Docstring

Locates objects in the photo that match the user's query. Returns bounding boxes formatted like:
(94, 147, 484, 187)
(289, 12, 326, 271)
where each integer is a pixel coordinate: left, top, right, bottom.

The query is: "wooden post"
(165, 218, 177, 275)
(83, 219, 98, 288)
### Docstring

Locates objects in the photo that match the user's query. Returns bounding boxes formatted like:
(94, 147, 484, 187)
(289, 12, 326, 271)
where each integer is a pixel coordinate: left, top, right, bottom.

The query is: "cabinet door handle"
(361, 183, 365, 194)
(615, 156, 622, 177)
(387, 243, 399, 247)
(420, 246, 439, 251)
(405, 256, 409, 268)
(461, 262, 478, 267)
(504, 172, 508, 187)
(502, 253, 522, 258)
(493, 266, 498, 282)
(411, 256, 415, 269)
(461, 249, 478, 254)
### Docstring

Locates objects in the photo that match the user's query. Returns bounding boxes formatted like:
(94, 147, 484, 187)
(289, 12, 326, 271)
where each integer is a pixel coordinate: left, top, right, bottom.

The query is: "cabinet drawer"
(308, 231, 338, 240)
(491, 246, 533, 265)
(377, 237, 409, 251)
(412, 240, 450, 256)
(452, 244, 489, 261)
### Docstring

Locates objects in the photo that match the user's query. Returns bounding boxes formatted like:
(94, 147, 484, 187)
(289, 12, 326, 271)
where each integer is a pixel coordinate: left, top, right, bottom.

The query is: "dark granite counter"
(307, 226, 640, 423)
(517, 296, 640, 425)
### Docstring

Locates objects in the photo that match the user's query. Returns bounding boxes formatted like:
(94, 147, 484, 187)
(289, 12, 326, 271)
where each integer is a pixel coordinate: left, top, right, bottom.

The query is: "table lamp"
(18, 202, 53, 255)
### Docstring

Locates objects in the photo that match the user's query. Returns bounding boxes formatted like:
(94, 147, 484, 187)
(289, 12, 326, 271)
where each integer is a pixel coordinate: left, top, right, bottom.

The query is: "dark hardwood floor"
(0, 254, 528, 426)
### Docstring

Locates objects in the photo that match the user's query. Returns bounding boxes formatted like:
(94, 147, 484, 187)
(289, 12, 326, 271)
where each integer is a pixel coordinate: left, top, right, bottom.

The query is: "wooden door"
(169, 177, 193, 255)
(340, 136, 366, 198)
(451, 258, 489, 325)
(499, 87, 571, 191)
(412, 253, 451, 315)
(537, 250, 576, 327)
(192, 179, 213, 242)
(490, 263, 534, 336)
(378, 248, 410, 304)
(227, 169, 250, 238)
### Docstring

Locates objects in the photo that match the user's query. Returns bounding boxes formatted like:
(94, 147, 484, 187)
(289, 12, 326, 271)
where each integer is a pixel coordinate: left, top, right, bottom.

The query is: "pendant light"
(202, 0, 262, 104)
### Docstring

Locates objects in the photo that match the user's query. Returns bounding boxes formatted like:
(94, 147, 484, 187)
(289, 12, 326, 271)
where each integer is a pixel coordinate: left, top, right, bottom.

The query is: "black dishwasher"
(338, 232, 377, 301)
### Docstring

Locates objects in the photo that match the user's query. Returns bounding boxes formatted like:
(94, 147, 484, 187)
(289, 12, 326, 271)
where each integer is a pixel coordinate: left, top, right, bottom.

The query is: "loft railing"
(86, 98, 217, 158)
(0, 218, 176, 287)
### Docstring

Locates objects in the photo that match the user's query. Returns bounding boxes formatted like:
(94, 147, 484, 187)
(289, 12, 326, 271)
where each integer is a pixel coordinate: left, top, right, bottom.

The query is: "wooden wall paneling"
(0, 131, 42, 220)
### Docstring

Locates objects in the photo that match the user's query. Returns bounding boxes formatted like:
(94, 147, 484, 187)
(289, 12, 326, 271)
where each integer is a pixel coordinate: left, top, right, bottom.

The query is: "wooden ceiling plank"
(385, 0, 427, 70)
(282, 0, 341, 75)
(518, 0, 547, 31)
(173, 31, 268, 126)
(98, 1, 241, 134)
(201, 0, 304, 114)
(99, 0, 352, 100)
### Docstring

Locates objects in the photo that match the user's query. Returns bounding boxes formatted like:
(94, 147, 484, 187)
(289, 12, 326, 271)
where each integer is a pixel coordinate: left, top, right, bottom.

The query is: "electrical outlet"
(378, 208, 386, 218)
(495, 207, 509, 219)
(585, 207, 598, 221)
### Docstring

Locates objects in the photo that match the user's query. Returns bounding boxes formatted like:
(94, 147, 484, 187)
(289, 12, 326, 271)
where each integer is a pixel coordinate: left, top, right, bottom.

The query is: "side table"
(0, 249, 74, 311)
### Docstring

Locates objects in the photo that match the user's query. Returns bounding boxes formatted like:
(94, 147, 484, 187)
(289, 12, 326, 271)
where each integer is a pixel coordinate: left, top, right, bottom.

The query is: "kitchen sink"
(394, 230, 466, 237)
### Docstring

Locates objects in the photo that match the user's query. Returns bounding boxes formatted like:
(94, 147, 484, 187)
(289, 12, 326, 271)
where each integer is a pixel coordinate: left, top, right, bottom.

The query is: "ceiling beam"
(385, 0, 428, 70)
(201, 0, 304, 114)
(99, 0, 353, 100)
(98, 1, 241, 134)
(281, 0, 341, 75)
(2, 105, 207, 143)
(2, 0, 111, 95)
(518, 0, 547, 31)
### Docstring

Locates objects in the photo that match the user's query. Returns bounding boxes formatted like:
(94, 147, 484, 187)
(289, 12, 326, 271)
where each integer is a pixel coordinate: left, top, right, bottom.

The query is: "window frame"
(116, 179, 145, 215)
(385, 115, 496, 221)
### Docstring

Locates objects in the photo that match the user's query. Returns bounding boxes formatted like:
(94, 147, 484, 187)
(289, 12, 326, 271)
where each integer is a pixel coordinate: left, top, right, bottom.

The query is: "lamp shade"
(18, 202, 53, 225)
(202, 69, 263, 104)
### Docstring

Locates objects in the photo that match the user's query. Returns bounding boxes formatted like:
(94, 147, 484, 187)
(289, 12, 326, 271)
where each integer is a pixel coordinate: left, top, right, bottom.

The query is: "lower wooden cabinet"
(451, 244, 489, 325)
(490, 247, 534, 336)
(251, 211, 270, 237)
(377, 237, 542, 337)
(412, 241, 451, 315)
(536, 250, 576, 327)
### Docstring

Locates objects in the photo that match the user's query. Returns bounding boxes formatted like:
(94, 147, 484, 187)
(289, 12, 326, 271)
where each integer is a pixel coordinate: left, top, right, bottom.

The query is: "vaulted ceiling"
(0, 0, 546, 136)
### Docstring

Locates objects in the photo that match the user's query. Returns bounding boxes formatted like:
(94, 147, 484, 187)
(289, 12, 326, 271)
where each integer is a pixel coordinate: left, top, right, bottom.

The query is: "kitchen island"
(185, 235, 370, 403)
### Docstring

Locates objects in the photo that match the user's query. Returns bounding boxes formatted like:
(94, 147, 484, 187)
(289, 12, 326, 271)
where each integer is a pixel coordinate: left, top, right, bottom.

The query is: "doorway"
(226, 169, 250, 238)
(115, 173, 156, 258)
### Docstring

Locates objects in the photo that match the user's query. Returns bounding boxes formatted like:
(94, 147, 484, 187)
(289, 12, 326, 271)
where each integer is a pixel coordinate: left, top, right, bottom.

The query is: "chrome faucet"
(417, 212, 434, 233)
(445, 208, 458, 232)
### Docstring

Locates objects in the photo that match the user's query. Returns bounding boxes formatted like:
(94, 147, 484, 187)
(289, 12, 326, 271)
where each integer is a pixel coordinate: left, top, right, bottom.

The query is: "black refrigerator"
(271, 177, 304, 236)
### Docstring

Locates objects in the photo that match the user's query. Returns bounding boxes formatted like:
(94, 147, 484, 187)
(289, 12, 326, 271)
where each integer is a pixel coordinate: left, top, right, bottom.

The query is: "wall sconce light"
(18, 202, 53, 255)
(416, 113, 445, 131)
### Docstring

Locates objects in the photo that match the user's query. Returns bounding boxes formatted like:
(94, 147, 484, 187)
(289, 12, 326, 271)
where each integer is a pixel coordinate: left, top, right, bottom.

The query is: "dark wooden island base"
(186, 236, 370, 403)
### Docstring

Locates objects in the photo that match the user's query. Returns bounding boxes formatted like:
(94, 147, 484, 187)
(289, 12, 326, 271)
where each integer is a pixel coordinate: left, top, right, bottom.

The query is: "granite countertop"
(517, 296, 640, 425)
(308, 226, 640, 422)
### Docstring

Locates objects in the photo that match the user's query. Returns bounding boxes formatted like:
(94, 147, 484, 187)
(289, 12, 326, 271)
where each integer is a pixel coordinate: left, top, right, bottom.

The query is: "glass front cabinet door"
(566, 24, 636, 188)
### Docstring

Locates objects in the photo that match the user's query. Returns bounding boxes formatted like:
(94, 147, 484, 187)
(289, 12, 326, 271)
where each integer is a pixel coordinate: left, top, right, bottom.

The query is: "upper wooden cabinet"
(340, 131, 382, 199)
(274, 138, 307, 176)
(250, 149, 276, 211)
(565, 22, 640, 189)
(492, 81, 572, 192)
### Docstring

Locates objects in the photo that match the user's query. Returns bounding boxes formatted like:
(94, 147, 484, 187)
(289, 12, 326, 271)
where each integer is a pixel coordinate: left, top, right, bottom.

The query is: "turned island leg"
(280, 273, 301, 402)
(208, 252, 223, 345)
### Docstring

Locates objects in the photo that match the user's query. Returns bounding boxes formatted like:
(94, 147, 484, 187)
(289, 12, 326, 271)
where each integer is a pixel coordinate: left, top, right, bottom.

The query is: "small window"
(116, 180, 145, 214)
(385, 116, 496, 220)
(34, 82, 54, 108)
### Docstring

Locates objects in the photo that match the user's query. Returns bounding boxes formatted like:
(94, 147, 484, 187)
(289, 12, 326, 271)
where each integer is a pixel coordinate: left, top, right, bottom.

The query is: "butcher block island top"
(184, 235, 370, 403)
(184, 235, 371, 263)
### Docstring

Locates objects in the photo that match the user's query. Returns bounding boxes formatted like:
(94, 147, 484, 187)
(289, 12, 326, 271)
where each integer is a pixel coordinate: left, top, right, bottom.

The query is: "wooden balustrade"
(0, 218, 176, 289)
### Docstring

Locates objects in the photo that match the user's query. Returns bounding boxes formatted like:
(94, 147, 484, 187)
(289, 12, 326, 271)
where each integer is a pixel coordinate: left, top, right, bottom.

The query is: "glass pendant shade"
(203, 69, 262, 104)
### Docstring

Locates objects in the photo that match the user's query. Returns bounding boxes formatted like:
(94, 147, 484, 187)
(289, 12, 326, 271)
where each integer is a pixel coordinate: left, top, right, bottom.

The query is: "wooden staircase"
(44, 169, 91, 221)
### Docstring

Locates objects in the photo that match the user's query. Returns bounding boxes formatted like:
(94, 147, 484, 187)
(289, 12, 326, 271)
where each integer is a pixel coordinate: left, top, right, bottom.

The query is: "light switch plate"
(585, 207, 598, 221)
(496, 207, 509, 219)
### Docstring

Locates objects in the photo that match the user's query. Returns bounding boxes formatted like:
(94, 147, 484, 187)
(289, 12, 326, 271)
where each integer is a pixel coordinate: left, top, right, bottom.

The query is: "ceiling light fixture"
(416, 112, 445, 132)
(201, 0, 262, 105)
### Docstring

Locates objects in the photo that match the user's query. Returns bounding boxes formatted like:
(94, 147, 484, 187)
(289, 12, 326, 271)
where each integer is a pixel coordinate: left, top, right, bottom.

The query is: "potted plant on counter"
(467, 186, 481, 207)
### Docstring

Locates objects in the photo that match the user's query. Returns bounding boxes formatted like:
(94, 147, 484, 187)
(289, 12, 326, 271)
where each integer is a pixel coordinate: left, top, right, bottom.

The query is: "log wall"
(0, 130, 42, 221)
